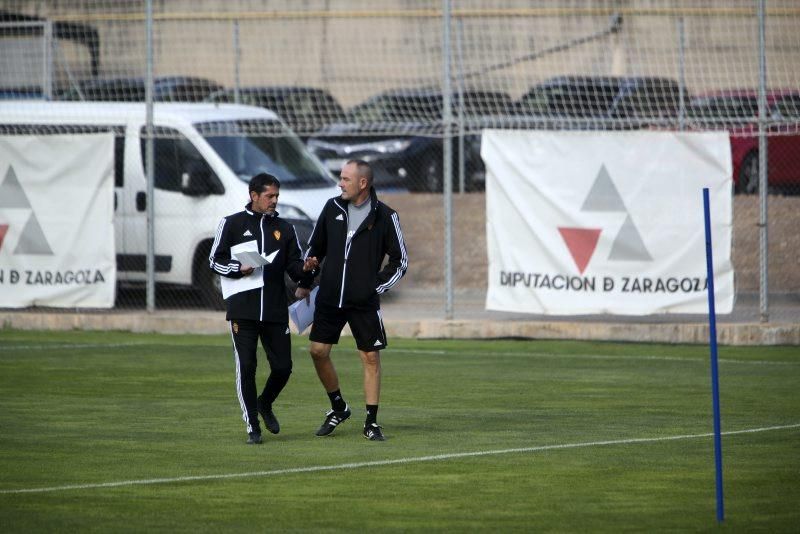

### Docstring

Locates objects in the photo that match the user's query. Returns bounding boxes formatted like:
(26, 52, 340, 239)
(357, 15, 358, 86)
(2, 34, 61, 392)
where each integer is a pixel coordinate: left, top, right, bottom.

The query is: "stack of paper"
(219, 240, 280, 299)
(289, 286, 318, 333)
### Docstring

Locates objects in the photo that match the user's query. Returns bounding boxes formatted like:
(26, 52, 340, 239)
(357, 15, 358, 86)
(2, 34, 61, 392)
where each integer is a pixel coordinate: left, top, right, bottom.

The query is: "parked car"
(306, 87, 515, 192)
(205, 86, 345, 140)
(57, 76, 224, 103)
(516, 75, 688, 127)
(0, 86, 47, 99)
(689, 89, 800, 193)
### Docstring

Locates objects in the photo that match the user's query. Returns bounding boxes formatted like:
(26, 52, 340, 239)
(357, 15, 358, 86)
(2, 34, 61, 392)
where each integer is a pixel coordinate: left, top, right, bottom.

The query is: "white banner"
(0, 134, 116, 308)
(482, 130, 733, 315)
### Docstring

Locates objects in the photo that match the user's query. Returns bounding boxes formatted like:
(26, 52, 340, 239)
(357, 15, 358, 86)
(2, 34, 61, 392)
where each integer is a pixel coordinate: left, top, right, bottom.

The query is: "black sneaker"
(247, 432, 263, 445)
(315, 405, 351, 436)
(363, 423, 386, 441)
(257, 396, 280, 434)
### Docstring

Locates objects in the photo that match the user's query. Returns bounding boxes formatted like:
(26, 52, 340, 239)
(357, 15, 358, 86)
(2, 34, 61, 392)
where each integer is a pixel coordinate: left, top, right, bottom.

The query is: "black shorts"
(309, 301, 387, 351)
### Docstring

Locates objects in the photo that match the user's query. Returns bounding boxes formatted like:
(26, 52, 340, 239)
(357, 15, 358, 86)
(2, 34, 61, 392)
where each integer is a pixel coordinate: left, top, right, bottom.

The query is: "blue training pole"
(703, 187, 724, 523)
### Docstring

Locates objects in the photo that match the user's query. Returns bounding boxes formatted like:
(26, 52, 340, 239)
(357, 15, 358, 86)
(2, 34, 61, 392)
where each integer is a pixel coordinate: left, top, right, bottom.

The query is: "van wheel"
(194, 243, 225, 310)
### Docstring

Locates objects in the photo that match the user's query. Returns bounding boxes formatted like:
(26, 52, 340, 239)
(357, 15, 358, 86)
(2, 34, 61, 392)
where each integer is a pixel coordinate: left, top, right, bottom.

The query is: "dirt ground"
(382, 192, 799, 293)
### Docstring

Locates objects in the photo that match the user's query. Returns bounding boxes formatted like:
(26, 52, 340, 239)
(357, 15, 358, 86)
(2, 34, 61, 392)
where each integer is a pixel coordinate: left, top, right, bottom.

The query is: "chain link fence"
(0, 0, 798, 323)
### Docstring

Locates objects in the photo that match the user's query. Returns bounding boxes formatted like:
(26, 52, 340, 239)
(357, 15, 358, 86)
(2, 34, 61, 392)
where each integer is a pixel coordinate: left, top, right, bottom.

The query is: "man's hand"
(241, 265, 255, 276)
(303, 256, 319, 272)
(295, 286, 311, 304)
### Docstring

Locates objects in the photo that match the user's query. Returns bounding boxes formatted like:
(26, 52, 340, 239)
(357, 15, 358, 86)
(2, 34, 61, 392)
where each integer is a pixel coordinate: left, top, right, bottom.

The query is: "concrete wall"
(6, 0, 799, 106)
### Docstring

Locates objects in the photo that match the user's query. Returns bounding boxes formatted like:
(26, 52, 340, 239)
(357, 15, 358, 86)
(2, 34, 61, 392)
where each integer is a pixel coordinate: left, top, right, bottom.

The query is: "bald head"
(346, 159, 373, 187)
(339, 160, 374, 204)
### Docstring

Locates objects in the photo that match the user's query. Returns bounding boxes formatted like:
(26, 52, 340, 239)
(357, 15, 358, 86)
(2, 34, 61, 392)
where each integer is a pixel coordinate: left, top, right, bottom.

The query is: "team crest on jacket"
(273, 230, 281, 241)
(232, 322, 239, 334)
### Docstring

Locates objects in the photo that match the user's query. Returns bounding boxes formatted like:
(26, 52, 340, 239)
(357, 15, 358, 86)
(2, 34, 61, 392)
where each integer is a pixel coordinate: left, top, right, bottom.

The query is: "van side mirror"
(181, 161, 223, 196)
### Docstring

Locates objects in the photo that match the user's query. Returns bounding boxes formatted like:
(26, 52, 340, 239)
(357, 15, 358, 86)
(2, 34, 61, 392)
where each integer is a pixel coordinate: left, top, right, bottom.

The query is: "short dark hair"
(249, 173, 281, 194)
(346, 159, 373, 186)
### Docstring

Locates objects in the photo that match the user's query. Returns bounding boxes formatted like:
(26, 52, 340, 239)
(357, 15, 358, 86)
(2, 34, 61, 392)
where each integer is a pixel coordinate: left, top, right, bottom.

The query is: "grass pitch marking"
(3, 343, 794, 367)
(2, 423, 798, 495)
(386, 348, 800, 367)
(0, 343, 150, 351)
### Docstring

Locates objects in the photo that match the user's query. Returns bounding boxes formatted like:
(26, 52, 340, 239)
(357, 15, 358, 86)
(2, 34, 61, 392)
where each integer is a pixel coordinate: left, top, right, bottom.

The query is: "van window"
(114, 136, 124, 187)
(196, 119, 334, 189)
(139, 126, 218, 192)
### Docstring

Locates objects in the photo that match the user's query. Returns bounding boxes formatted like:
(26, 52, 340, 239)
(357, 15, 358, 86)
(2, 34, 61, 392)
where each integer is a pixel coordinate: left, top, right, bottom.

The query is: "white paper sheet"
(220, 240, 263, 299)
(234, 250, 268, 267)
(289, 286, 318, 333)
(233, 248, 279, 267)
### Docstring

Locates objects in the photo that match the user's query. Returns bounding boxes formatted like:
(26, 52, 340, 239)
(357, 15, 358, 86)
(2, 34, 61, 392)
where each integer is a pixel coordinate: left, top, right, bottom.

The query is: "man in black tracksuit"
(209, 173, 314, 444)
(298, 159, 408, 441)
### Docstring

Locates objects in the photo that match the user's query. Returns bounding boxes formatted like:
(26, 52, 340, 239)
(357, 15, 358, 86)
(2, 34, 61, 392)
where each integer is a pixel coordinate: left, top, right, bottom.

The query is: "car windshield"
(615, 85, 681, 118)
(197, 119, 335, 189)
(346, 93, 510, 122)
(688, 95, 758, 120)
(348, 95, 439, 122)
(519, 84, 619, 117)
(773, 95, 800, 119)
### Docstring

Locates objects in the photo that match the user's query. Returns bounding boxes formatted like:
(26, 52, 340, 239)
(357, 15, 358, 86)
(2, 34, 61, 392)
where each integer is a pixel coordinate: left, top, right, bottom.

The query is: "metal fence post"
(456, 16, 466, 194)
(757, 0, 769, 323)
(442, 0, 454, 320)
(145, 0, 156, 312)
(43, 20, 53, 100)
(677, 16, 686, 131)
(233, 19, 241, 104)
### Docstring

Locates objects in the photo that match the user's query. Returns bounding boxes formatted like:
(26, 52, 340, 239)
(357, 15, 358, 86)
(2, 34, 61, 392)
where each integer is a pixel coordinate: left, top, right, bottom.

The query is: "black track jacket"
(210, 202, 311, 322)
(304, 187, 408, 309)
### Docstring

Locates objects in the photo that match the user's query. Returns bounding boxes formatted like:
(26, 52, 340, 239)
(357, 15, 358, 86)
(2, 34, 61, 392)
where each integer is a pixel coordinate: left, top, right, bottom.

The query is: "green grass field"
(0, 329, 798, 532)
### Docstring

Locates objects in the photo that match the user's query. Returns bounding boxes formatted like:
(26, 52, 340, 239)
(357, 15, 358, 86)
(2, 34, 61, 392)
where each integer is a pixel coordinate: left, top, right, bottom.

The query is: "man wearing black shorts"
(298, 160, 408, 441)
(210, 173, 314, 444)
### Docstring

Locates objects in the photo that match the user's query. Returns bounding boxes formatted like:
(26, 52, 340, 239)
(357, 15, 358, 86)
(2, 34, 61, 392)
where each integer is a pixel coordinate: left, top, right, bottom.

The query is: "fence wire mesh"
(0, 0, 798, 323)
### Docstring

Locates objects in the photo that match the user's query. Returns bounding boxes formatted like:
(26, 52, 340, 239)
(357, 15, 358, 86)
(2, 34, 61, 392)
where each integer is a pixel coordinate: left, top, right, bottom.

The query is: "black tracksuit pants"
(229, 319, 292, 434)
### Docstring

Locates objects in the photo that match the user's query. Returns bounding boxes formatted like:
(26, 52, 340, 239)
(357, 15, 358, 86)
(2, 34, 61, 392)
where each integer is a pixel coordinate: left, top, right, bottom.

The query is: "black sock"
(327, 389, 347, 412)
(365, 404, 379, 426)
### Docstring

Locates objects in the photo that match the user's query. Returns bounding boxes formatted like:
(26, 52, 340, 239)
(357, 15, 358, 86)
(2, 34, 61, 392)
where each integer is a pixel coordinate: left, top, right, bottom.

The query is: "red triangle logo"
(0, 225, 8, 252)
(558, 227, 601, 274)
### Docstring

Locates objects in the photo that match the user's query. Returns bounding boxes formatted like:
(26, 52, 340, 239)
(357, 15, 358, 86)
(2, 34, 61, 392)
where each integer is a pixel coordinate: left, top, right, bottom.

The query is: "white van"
(0, 102, 339, 307)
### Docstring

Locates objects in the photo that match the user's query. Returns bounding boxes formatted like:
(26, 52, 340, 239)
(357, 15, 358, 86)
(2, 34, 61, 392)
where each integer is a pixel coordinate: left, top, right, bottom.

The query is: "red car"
(689, 89, 800, 193)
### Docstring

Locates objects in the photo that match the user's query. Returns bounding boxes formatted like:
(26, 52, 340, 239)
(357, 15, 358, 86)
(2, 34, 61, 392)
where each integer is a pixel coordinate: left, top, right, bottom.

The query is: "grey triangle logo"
(0, 166, 33, 209)
(608, 215, 652, 261)
(14, 212, 54, 255)
(581, 165, 627, 212)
